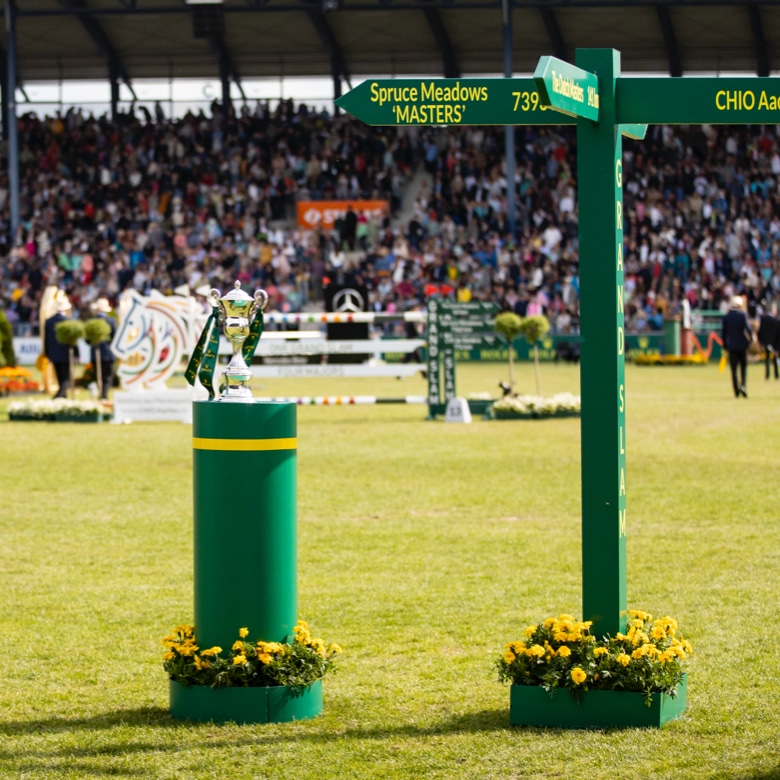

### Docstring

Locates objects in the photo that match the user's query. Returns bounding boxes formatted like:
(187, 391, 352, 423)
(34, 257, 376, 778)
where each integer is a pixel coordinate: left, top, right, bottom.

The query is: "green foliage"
(519, 314, 551, 344)
(496, 611, 690, 705)
(83, 317, 112, 347)
(54, 319, 85, 347)
(163, 621, 340, 690)
(493, 311, 523, 342)
(0, 309, 15, 368)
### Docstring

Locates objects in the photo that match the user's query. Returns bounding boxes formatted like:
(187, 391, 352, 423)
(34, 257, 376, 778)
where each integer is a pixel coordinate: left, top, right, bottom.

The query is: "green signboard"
(335, 78, 575, 126)
(616, 77, 780, 125)
(534, 56, 600, 121)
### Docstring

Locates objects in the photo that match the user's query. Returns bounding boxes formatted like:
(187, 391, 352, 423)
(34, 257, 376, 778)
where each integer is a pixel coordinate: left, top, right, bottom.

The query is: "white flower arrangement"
(9, 398, 110, 418)
(492, 393, 581, 417)
(467, 391, 493, 400)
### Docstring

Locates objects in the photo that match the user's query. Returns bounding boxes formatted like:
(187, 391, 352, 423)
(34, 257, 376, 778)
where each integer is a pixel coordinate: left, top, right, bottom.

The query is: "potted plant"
(497, 611, 691, 728)
(84, 317, 112, 397)
(518, 314, 551, 396)
(494, 312, 524, 396)
(54, 320, 85, 400)
(164, 621, 341, 724)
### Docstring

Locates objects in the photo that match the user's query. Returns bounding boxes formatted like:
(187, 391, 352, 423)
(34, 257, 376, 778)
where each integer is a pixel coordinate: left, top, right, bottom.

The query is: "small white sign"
(444, 397, 472, 424)
(112, 389, 199, 424)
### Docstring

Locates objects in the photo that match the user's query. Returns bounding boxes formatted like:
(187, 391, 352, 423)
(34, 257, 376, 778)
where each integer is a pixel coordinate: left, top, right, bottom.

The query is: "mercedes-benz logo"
(332, 289, 365, 313)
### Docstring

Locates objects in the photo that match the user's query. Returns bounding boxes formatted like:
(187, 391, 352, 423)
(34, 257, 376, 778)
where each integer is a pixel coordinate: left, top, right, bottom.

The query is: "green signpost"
(533, 55, 600, 121)
(336, 51, 767, 644)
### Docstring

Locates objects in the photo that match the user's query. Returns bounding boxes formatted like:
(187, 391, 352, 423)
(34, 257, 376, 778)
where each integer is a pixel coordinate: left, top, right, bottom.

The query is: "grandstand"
(2, 1, 780, 348)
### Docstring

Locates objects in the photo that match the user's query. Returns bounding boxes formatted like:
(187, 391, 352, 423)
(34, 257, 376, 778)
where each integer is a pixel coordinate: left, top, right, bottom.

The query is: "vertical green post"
(576, 48, 627, 638)
(192, 401, 297, 648)
(426, 298, 442, 417)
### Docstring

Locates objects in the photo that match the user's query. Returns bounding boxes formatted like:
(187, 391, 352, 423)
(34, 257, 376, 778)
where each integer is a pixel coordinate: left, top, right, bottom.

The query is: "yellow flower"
(553, 632, 569, 643)
(557, 646, 571, 658)
(570, 667, 587, 685)
(593, 647, 609, 657)
(528, 644, 545, 658)
(616, 653, 631, 666)
(233, 654, 247, 666)
(543, 618, 556, 630)
(329, 644, 342, 654)
(194, 655, 210, 671)
(659, 652, 673, 663)
(631, 647, 646, 659)
(162, 651, 174, 661)
(504, 651, 517, 663)
(258, 653, 272, 665)
(524, 625, 537, 638)
(239, 627, 249, 638)
(510, 641, 527, 653)
(232, 640, 244, 652)
(201, 646, 222, 657)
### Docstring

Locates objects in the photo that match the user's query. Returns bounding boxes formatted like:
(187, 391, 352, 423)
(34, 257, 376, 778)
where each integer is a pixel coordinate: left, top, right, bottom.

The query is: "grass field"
(1, 361, 779, 779)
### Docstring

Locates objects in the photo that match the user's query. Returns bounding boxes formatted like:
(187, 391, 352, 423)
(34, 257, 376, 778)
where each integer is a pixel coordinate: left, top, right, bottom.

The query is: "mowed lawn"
(1, 361, 779, 780)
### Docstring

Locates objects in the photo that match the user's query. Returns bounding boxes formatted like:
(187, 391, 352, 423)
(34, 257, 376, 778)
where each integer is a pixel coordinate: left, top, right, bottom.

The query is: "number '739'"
(512, 91, 546, 112)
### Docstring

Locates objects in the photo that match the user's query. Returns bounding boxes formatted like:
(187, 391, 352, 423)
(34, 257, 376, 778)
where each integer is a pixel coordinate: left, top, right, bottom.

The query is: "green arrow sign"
(617, 77, 780, 124)
(334, 78, 575, 126)
(534, 56, 600, 122)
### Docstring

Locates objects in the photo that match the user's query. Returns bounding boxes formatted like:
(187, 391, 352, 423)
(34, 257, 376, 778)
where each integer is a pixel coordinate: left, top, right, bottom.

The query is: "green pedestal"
(663, 317, 681, 357)
(170, 679, 322, 724)
(509, 676, 687, 729)
(192, 401, 297, 647)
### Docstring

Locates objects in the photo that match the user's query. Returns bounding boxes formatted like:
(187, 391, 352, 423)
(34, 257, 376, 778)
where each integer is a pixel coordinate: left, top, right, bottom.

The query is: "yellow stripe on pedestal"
(192, 437, 297, 451)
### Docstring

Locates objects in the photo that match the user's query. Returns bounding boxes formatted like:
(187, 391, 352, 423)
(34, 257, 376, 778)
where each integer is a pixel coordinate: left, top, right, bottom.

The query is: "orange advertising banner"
(296, 200, 389, 231)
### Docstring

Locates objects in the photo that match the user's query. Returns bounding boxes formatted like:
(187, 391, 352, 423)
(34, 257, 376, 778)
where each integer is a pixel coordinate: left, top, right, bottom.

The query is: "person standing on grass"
(722, 295, 753, 398)
(43, 294, 73, 399)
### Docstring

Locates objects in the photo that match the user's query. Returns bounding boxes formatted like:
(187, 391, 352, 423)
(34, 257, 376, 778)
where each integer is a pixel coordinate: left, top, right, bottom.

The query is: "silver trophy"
(208, 282, 269, 401)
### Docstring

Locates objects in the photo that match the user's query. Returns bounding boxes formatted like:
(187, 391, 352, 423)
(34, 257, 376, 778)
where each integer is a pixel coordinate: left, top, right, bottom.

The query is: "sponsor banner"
(296, 200, 389, 230)
(112, 389, 198, 424)
(14, 337, 90, 365)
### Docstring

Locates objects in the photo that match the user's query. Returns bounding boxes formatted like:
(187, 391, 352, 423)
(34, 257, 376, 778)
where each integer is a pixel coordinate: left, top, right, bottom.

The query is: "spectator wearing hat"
(44, 294, 73, 398)
(90, 298, 117, 399)
(722, 295, 753, 398)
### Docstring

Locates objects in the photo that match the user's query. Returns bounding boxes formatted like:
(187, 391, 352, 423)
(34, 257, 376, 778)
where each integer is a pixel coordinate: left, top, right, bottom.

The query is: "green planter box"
(54, 413, 103, 423)
(493, 410, 581, 420)
(8, 412, 48, 422)
(510, 676, 686, 729)
(169, 678, 323, 724)
(466, 399, 495, 416)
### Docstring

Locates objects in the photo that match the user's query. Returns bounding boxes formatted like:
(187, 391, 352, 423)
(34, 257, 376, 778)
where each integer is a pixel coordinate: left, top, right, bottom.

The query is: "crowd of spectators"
(2, 96, 780, 339)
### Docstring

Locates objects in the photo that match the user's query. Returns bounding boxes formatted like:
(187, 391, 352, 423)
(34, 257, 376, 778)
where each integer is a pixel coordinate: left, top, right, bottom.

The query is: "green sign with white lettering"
(534, 56, 600, 121)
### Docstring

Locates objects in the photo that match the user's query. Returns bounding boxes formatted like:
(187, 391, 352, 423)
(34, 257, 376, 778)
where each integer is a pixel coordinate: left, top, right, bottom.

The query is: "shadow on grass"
(0, 704, 509, 742)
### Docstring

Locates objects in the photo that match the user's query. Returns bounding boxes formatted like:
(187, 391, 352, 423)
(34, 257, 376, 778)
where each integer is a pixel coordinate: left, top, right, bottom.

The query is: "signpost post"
(336, 50, 771, 643)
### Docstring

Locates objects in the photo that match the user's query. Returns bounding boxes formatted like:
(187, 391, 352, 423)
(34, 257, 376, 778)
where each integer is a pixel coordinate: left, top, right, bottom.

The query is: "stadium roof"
(3, 0, 780, 93)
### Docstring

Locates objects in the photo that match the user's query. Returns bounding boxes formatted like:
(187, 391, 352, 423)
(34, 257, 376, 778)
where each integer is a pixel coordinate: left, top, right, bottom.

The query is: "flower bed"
(0, 367, 41, 395)
(497, 611, 691, 728)
(8, 398, 112, 422)
(163, 622, 340, 724)
(491, 393, 581, 419)
(632, 354, 707, 366)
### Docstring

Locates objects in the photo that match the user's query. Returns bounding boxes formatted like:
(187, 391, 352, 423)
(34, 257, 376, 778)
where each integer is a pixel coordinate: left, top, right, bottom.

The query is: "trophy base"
(218, 368, 254, 401)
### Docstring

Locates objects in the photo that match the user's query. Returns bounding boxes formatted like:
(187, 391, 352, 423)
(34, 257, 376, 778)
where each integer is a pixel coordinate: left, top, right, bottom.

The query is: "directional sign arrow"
(534, 56, 600, 122)
(334, 78, 575, 126)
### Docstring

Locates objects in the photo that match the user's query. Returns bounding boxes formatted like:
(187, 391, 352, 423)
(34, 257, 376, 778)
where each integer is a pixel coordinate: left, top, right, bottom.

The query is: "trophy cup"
(207, 282, 268, 401)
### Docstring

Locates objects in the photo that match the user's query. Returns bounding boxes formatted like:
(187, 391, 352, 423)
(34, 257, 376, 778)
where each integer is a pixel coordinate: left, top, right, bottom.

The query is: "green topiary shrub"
(84, 318, 111, 347)
(55, 320, 85, 347)
(0, 310, 16, 368)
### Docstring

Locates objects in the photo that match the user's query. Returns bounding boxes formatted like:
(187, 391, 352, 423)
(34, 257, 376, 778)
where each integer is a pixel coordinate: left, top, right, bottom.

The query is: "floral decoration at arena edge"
(163, 621, 341, 691)
(497, 611, 692, 706)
